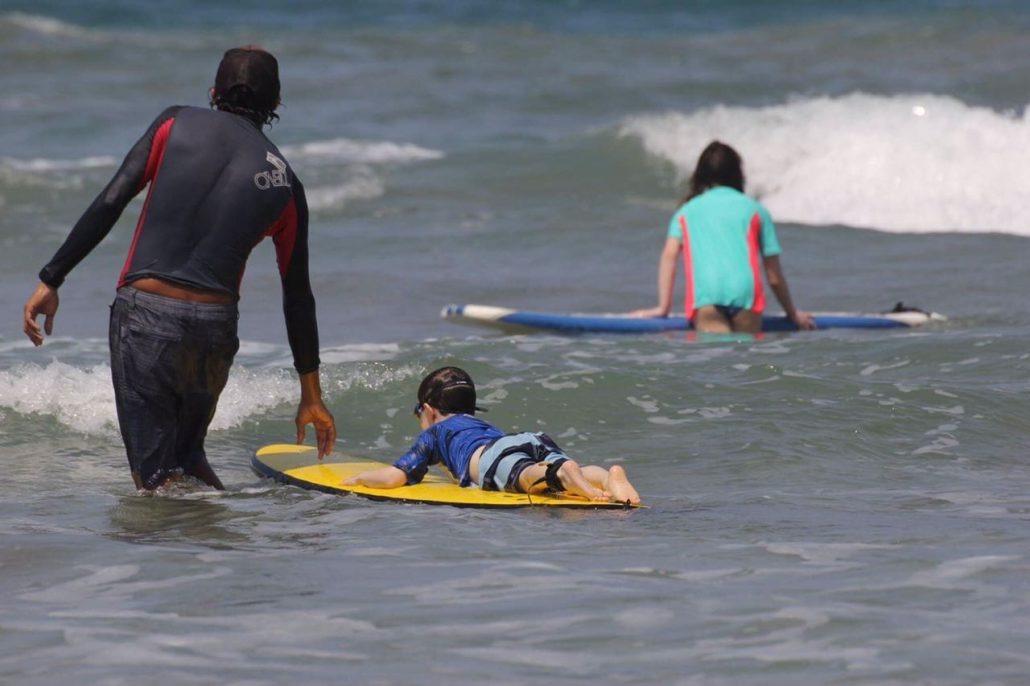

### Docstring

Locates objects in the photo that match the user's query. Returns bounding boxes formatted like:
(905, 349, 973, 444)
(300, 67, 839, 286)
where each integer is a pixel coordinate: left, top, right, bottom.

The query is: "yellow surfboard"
(253, 444, 639, 509)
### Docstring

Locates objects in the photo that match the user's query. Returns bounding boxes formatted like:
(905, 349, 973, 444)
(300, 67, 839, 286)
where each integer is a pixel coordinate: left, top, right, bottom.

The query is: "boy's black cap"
(437, 379, 487, 413)
(418, 367, 487, 414)
(214, 46, 280, 111)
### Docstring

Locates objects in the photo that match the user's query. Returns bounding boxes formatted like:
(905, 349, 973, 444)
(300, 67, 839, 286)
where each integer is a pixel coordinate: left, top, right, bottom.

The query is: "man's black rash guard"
(39, 106, 320, 374)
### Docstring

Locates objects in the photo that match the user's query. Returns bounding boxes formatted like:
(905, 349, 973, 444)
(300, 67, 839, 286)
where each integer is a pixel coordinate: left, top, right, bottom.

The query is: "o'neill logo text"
(254, 152, 290, 190)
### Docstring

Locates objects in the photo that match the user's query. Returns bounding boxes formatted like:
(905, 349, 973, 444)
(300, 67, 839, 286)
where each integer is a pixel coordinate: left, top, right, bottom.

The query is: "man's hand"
(792, 311, 817, 330)
(296, 398, 337, 460)
(23, 282, 60, 346)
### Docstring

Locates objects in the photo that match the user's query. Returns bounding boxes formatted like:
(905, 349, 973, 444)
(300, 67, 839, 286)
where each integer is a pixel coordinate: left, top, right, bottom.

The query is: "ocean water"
(2, 2, 1030, 684)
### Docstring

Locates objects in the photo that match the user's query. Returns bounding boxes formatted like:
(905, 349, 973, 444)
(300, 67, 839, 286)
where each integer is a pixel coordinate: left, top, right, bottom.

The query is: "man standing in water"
(22, 47, 337, 491)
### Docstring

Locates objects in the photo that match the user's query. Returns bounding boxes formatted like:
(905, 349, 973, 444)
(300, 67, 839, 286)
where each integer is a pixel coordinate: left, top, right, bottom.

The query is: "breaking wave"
(619, 93, 1030, 235)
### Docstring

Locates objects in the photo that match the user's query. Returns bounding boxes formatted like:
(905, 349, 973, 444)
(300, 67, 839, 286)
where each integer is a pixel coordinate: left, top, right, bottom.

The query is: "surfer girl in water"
(632, 141, 814, 333)
(345, 366, 640, 505)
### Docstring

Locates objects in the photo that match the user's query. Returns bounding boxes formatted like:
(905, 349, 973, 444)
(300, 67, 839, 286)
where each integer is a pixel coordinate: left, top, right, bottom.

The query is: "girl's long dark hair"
(680, 141, 744, 205)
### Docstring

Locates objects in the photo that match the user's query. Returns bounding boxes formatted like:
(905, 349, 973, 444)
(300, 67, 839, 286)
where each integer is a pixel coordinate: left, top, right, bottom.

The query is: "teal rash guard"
(666, 186, 781, 319)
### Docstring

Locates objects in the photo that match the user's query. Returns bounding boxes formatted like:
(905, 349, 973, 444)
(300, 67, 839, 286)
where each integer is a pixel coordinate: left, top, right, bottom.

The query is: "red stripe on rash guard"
(138, 118, 175, 193)
(118, 117, 175, 286)
(679, 215, 696, 320)
(238, 197, 297, 290)
(747, 212, 766, 313)
(268, 197, 298, 278)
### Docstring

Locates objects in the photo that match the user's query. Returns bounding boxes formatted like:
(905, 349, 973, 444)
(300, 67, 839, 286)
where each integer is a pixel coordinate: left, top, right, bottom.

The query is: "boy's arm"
(343, 466, 407, 488)
(344, 429, 435, 488)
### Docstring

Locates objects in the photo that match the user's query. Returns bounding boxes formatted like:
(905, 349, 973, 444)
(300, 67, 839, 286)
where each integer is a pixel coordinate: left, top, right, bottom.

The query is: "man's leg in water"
(693, 305, 732, 333)
(178, 399, 225, 489)
(110, 289, 238, 491)
(730, 308, 762, 334)
(110, 294, 183, 490)
(177, 331, 238, 491)
(177, 407, 225, 490)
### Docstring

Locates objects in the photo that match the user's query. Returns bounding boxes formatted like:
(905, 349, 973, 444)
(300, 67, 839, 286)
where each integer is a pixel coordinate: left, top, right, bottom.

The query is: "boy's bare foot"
(604, 465, 640, 505)
(557, 461, 609, 501)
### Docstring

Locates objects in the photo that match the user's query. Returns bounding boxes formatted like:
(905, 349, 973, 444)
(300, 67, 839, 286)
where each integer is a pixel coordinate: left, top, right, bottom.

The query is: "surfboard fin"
(889, 301, 929, 315)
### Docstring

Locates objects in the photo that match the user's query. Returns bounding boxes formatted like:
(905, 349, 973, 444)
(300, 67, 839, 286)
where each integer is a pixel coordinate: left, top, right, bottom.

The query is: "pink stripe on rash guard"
(680, 215, 696, 320)
(747, 212, 765, 313)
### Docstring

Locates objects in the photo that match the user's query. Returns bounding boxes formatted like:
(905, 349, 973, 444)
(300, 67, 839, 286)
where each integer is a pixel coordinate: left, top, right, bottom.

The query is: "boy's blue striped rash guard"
(393, 415, 504, 486)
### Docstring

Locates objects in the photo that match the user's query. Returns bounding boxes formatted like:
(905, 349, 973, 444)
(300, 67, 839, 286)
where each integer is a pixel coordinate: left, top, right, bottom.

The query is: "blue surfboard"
(442, 304, 944, 334)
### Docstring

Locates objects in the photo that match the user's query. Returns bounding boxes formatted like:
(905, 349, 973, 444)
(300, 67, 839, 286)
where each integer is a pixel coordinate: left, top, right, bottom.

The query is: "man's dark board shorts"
(109, 287, 238, 489)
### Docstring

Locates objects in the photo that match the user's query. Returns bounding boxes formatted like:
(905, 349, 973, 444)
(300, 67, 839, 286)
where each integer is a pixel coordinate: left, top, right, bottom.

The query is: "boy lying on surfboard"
(344, 366, 640, 505)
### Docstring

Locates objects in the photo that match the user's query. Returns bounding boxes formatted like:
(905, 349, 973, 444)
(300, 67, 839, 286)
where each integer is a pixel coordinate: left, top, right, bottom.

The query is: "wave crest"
(619, 93, 1030, 235)
(305, 171, 385, 212)
(0, 156, 117, 173)
(0, 136, 441, 213)
(281, 138, 443, 165)
(1, 12, 90, 38)
(0, 348, 417, 436)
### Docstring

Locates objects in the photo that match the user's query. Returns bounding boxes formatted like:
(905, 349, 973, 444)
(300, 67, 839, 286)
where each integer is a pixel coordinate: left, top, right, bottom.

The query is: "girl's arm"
(343, 466, 408, 488)
(763, 255, 815, 330)
(631, 237, 681, 317)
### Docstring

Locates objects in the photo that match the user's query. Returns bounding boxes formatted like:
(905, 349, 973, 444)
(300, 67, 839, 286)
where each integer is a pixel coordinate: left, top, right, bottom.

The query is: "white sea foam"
(907, 555, 1018, 588)
(1, 12, 215, 50)
(1, 135, 439, 209)
(281, 138, 441, 210)
(1, 12, 90, 38)
(626, 395, 660, 413)
(305, 174, 385, 212)
(0, 361, 296, 435)
(319, 342, 400, 364)
(762, 542, 894, 566)
(280, 138, 443, 165)
(619, 93, 1030, 235)
(2, 136, 440, 178)
(0, 347, 413, 435)
(0, 156, 117, 173)
(0, 362, 116, 435)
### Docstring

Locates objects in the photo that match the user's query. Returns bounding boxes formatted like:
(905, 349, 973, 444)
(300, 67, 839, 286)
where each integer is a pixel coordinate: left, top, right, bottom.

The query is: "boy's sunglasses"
(412, 402, 423, 417)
